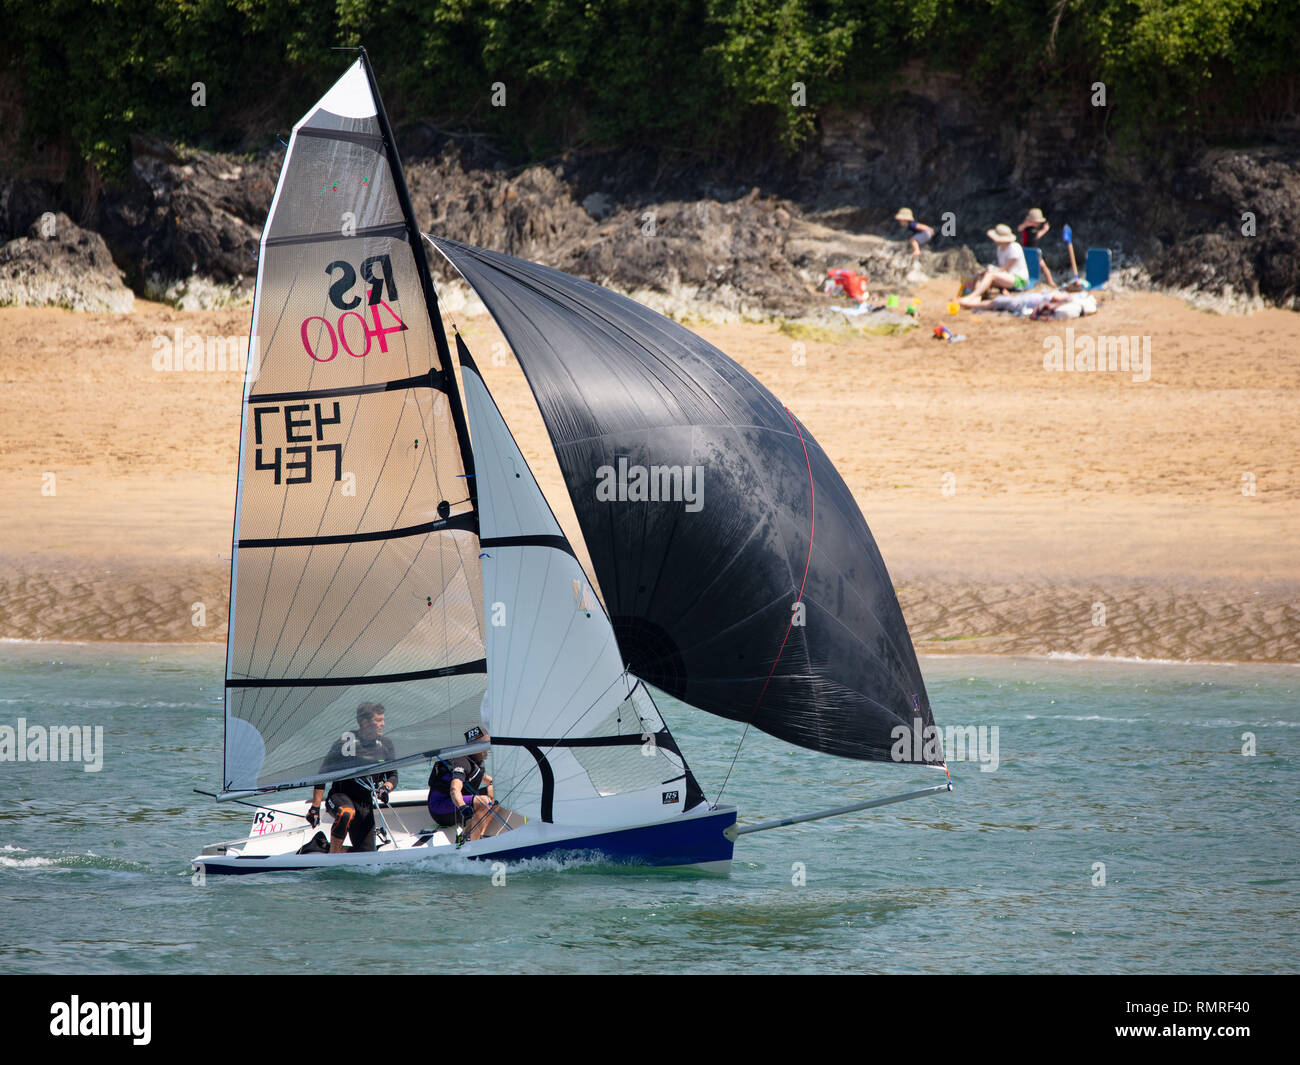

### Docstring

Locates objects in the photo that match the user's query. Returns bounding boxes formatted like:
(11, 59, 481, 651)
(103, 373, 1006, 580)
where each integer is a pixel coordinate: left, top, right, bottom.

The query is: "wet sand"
(1, 285, 1296, 661)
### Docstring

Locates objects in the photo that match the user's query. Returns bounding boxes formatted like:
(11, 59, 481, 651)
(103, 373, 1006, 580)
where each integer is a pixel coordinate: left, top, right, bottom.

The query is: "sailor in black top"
(307, 701, 398, 853)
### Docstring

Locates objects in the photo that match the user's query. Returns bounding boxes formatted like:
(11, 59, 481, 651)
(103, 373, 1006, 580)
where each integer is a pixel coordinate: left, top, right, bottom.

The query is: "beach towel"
(991, 291, 1050, 312)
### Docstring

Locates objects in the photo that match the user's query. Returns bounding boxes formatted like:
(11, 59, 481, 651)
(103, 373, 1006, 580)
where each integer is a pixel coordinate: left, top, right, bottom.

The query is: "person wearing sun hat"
(895, 207, 934, 256)
(1018, 207, 1055, 287)
(958, 223, 1030, 307)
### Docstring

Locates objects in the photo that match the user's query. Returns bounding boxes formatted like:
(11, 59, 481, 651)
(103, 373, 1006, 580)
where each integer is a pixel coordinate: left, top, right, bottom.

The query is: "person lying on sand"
(1030, 287, 1098, 319)
(958, 225, 1030, 307)
(961, 290, 1052, 313)
(895, 207, 934, 256)
(962, 287, 1097, 319)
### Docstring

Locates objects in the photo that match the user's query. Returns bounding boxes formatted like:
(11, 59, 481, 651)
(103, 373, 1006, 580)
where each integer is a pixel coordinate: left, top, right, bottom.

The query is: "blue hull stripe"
(479, 809, 736, 867)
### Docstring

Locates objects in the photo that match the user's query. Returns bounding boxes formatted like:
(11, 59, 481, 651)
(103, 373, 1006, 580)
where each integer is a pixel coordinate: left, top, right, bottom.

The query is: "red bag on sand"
(827, 268, 868, 301)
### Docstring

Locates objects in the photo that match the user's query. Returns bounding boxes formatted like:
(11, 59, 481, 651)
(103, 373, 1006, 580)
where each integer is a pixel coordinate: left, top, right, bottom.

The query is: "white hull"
(193, 790, 737, 876)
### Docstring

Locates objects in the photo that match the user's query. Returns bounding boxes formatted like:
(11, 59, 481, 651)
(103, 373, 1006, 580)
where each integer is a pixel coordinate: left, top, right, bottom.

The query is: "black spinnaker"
(430, 237, 942, 767)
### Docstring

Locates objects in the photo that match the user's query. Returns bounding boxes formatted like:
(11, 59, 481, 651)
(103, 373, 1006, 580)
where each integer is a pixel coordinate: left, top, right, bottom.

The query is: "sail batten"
(264, 221, 409, 247)
(294, 128, 385, 149)
(226, 660, 487, 688)
(236, 511, 476, 549)
(247, 371, 441, 404)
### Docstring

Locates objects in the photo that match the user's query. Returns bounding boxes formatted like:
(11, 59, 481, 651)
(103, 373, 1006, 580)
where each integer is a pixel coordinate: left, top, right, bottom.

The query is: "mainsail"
(223, 60, 485, 795)
(430, 238, 943, 767)
(456, 334, 704, 823)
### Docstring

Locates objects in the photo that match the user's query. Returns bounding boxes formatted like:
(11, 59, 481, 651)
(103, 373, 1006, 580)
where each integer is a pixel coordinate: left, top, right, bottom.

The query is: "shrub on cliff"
(1, 0, 1295, 174)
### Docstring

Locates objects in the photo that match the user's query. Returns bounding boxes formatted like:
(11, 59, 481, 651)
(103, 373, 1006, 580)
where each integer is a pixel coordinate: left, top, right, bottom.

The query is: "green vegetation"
(2, 0, 1296, 174)
(779, 320, 854, 342)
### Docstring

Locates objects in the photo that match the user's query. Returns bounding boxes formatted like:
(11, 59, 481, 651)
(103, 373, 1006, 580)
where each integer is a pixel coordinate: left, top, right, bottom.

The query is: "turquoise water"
(0, 644, 1296, 974)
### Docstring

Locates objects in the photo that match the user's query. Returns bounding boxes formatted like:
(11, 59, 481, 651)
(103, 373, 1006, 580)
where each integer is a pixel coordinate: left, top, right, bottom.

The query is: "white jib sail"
(456, 336, 692, 827)
(223, 61, 485, 793)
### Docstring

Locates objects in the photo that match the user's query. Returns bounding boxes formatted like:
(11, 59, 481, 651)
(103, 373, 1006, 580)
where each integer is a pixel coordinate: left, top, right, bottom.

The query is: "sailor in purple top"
(428, 727, 509, 841)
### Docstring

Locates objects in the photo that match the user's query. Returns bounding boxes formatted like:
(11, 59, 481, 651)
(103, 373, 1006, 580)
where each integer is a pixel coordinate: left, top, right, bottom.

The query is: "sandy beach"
(1, 282, 1296, 661)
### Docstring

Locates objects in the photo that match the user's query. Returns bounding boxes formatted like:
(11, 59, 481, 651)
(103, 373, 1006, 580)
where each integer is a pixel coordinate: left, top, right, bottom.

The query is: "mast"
(358, 48, 478, 519)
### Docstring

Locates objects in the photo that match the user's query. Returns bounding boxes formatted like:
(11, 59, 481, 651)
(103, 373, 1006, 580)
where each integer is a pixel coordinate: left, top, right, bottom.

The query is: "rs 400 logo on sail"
(300, 255, 409, 362)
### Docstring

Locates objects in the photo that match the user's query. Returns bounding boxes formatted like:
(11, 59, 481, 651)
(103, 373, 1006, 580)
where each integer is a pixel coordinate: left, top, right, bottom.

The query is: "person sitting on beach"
(895, 207, 934, 256)
(958, 225, 1030, 307)
(307, 701, 398, 854)
(427, 727, 512, 844)
(1017, 207, 1056, 288)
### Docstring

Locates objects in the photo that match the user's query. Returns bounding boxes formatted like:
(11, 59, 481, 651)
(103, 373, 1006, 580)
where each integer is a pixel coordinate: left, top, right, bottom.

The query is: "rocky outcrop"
(567, 193, 807, 316)
(788, 209, 978, 287)
(409, 154, 973, 317)
(5, 72, 1296, 315)
(1144, 150, 1300, 310)
(411, 159, 595, 263)
(0, 212, 134, 312)
(95, 135, 275, 303)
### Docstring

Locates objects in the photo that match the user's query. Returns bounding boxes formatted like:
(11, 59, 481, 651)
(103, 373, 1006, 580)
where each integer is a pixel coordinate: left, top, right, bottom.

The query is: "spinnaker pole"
(723, 782, 951, 840)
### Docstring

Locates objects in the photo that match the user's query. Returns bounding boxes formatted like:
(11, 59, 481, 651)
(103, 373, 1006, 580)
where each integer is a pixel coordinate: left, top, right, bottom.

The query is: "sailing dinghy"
(192, 54, 947, 877)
